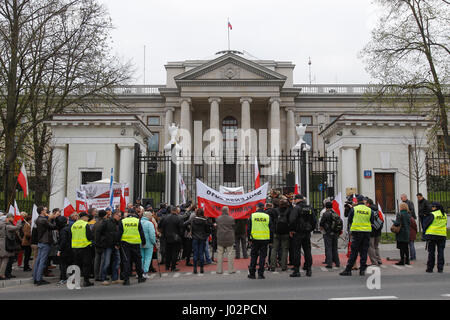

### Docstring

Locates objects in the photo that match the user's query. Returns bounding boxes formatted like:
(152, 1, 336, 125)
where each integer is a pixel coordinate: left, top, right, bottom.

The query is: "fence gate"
(426, 152, 450, 213)
(135, 149, 338, 213)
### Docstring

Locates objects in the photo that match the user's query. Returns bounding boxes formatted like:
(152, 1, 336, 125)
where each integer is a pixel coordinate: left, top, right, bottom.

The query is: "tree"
(360, 0, 450, 154)
(0, 0, 132, 209)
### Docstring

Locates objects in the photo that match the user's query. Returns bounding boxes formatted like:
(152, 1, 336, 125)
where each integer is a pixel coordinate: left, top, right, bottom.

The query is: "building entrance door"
(375, 172, 396, 213)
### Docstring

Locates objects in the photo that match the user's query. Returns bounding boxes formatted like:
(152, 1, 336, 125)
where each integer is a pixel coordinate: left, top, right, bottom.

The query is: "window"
(300, 116, 312, 125)
(329, 116, 338, 123)
(304, 132, 313, 148)
(147, 116, 160, 126)
(148, 132, 159, 152)
(81, 171, 102, 185)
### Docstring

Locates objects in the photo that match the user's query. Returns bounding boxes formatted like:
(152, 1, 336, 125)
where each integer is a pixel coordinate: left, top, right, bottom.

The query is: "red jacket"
(409, 216, 417, 241)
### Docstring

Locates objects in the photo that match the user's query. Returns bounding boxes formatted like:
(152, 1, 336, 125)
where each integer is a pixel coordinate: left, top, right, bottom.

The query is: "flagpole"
(227, 18, 230, 51)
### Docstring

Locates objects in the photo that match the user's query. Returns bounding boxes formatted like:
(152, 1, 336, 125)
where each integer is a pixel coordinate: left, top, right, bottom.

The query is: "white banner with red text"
(78, 183, 130, 210)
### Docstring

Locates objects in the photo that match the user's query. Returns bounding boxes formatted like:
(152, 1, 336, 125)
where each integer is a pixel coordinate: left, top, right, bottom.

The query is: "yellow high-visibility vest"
(121, 217, 141, 244)
(251, 211, 270, 240)
(350, 204, 372, 232)
(425, 210, 447, 237)
(71, 220, 92, 248)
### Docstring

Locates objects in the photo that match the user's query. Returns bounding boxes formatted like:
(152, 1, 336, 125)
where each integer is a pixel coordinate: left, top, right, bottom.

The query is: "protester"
(98, 209, 122, 285)
(33, 207, 60, 285)
(319, 202, 342, 268)
(93, 210, 107, 281)
(57, 215, 73, 285)
(216, 206, 235, 274)
(0, 213, 21, 280)
(21, 214, 32, 272)
(158, 205, 184, 272)
(188, 208, 211, 274)
(248, 202, 272, 279)
(423, 202, 447, 273)
(269, 198, 291, 271)
(409, 210, 418, 261)
(417, 193, 431, 232)
(401, 194, 416, 219)
(234, 214, 248, 260)
(393, 203, 411, 265)
(141, 211, 156, 278)
(367, 198, 383, 266)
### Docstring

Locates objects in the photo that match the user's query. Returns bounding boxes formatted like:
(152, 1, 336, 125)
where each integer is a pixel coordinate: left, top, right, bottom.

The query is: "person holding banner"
(248, 202, 272, 280)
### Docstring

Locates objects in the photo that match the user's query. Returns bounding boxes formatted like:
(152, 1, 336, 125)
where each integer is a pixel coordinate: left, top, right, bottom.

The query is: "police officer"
(289, 194, 316, 277)
(423, 202, 447, 273)
(71, 212, 94, 287)
(248, 202, 272, 279)
(340, 195, 375, 276)
(118, 210, 147, 285)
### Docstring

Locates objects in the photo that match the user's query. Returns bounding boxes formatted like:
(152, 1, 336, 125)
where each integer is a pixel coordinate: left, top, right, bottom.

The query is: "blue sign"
(364, 170, 372, 178)
(318, 184, 323, 191)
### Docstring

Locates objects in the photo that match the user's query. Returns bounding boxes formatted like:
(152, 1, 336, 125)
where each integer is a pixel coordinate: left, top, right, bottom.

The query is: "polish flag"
(63, 198, 75, 217)
(9, 201, 22, 225)
(377, 203, 385, 222)
(352, 194, 357, 204)
(120, 185, 126, 213)
(228, 21, 232, 30)
(31, 204, 38, 230)
(17, 164, 28, 198)
(254, 156, 261, 189)
(332, 192, 343, 217)
(294, 171, 299, 195)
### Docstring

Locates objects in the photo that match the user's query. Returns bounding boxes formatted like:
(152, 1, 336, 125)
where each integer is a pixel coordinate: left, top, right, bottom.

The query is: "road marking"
(392, 265, 405, 270)
(404, 265, 413, 268)
(441, 294, 450, 297)
(329, 296, 398, 300)
(272, 271, 279, 274)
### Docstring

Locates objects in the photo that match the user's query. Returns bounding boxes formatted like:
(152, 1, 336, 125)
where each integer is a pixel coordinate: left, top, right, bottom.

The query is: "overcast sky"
(100, 0, 381, 85)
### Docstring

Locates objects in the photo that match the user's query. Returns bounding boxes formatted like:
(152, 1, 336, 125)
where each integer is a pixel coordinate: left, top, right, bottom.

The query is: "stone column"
(341, 145, 359, 196)
(49, 145, 67, 210)
(164, 107, 175, 145)
(180, 98, 192, 155)
(269, 97, 281, 156)
(240, 97, 253, 157)
(286, 107, 296, 152)
(118, 144, 135, 202)
(208, 97, 221, 157)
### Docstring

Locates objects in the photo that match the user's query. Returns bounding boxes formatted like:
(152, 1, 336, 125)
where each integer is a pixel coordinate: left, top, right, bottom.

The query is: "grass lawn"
(380, 229, 450, 244)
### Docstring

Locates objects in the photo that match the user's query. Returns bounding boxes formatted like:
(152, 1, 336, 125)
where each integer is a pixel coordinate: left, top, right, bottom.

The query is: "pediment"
(174, 53, 287, 86)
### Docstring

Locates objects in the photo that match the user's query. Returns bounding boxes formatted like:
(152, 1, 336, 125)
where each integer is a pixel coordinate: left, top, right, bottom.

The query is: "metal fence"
(426, 152, 450, 213)
(135, 148, 338, 213)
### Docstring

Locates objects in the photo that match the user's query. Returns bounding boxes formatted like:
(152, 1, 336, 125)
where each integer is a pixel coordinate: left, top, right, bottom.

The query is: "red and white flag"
(9, 201, 22, 225)
(254, 156, 261, 189)
(17, 164, 28, 198)
(332, 192, 344, 217)
(377, 203, 385, 222)
(352, 193, 357, 204)
(228, 20, 232, 30)
(120, 185, 126, 213)
(63, 198, 75, 217)
(294, 171, 299, 195)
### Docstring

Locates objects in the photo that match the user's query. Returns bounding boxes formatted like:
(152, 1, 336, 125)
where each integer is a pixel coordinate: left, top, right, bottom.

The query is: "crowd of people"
(0, 190, 446, 287)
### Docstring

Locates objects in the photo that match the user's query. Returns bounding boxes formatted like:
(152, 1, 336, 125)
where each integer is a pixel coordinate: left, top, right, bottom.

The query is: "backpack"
(329, 211, 343, 234)
(275, 208, 290, 234)
(297, 205, 315, 233)
(372, 210, 384, 231)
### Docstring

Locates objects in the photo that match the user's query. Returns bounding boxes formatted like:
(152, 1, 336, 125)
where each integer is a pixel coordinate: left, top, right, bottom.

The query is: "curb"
(0, 278, 34, 289)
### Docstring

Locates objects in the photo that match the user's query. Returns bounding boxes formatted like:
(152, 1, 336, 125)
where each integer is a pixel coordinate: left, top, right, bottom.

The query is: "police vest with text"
(251, 212, 270, 240)
(121, 217, 142, 244)
(71, 220, 92, 248)
(350, 204, 372, 232)
(425, 210, 447, 237)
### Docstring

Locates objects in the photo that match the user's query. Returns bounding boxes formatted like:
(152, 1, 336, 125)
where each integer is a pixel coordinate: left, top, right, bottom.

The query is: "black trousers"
(182, 237, 192, 261)
(291, 233, 312, 272)
(249, 240, 269, 276)
(398, 241, 409, 263)
(345, 232, 370, 272)
(59, 255, 73, 281)
(427, 238, 446, 271)
(73, 247, 93, 281)
(22, 245, 31, 270)
(165, 242, 181, 270)
(121, 242, 144, 280)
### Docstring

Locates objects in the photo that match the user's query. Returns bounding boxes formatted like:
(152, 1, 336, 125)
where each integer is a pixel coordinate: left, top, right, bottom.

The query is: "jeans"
(249, 240, 269, 276)
(192, 239, 206, 268)
(427, 238, 446, 271)
(33, 243, 51, 282)
(345, 232, 370, 272)
(324, 233, 340, 267)
(409, 241, 416, 260)
(204, 238, 212, 263)
(101, 247, 121, 281)
(235, 234, 248, 259)
(269, 234, 290, 269)
(141, 246, 154, 273)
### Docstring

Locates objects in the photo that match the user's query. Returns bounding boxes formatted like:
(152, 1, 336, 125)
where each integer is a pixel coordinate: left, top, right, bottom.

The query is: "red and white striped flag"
(254, 156, 261, 189)
(377, 203, 385, 222)
(352, 194, 357, 204)
(294, 171, 299, 195)
(9, 201, 22, 225)
(332, 192, 343, 217)
(17, 164, 28, 198)
(120, 185, 126, 213)
(63, 198, 75, 217)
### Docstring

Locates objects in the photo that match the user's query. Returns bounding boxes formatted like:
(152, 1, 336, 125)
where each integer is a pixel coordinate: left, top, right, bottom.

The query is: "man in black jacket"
(417, 193, 431, 232)
(319, 202, 341, 269)
(97, 209, 122, 285)
(56, 216, 73, 285)
(159, 205, 185, 272)
(289, 195, 316, 277)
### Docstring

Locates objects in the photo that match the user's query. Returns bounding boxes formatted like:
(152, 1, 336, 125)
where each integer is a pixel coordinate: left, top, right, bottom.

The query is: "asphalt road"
(1, 263, 449, 300)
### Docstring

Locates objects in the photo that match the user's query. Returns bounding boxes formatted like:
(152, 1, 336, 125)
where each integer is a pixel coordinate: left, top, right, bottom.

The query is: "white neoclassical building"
(47, 51, 448, 213)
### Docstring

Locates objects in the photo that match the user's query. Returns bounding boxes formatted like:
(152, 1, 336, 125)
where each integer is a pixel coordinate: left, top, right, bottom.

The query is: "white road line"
(441, 294, 450, 297)
(392, 265, 405, 270)
(329, 296, 398, 300)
